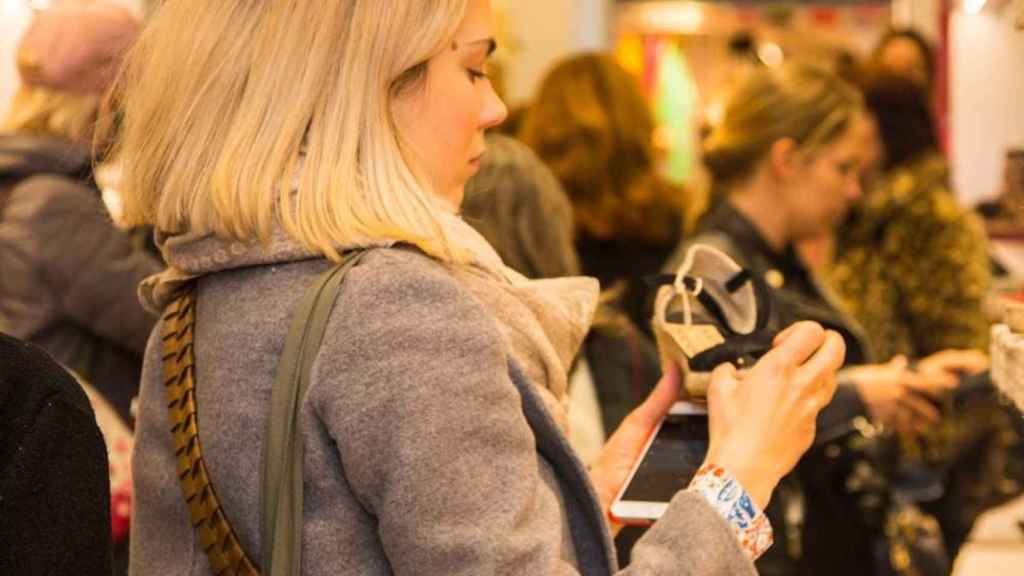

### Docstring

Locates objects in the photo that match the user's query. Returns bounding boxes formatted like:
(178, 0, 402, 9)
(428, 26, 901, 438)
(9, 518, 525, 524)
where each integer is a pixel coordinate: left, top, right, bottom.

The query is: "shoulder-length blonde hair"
(518, 53, 688, 246)
(102, 0, 470, 262)
(703, 62, 863, 191)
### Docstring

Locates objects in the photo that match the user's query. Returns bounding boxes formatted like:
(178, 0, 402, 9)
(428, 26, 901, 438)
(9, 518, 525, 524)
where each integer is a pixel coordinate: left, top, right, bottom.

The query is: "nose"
(846, 173, 863, 202)
(479, 82, 508, 131)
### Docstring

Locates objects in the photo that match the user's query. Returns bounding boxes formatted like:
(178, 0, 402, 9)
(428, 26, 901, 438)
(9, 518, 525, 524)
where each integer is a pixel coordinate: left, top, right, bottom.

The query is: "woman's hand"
(589, 359, 682, 535)
(844, 350, 987, 436)
(846, 356, 942, 434)
(589, 321, 844, 532)
(704, 322, 845, 509)
(916, 349, 988, 380)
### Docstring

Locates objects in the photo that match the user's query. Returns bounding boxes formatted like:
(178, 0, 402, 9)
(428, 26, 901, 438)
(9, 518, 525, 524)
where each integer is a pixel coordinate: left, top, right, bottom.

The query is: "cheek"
(808, 165, 843, 205)
(787, 169, 835, 226)
(425, 86, 480, 165)
(398, 82, 480, 190)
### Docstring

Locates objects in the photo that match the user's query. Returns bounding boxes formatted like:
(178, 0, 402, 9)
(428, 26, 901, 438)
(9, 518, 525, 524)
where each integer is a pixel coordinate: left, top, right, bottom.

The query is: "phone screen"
(619, 412, 709, 503)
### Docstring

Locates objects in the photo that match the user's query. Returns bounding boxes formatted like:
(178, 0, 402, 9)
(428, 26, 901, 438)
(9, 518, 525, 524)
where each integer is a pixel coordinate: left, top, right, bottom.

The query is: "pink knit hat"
(16, 2, 140, 95)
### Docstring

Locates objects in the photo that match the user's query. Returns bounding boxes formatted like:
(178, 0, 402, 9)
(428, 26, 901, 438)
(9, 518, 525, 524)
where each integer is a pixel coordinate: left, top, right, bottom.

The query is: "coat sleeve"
(0, 335, 112, 575)
(311, 252, 756, 576)
(17, 175, 162, 354)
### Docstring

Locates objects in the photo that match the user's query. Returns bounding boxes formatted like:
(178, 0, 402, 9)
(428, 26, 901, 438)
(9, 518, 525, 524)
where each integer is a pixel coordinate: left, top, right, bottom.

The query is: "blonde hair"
(519, 53, 688, 245)
(102, 0, 471, 262)
(3, 86, 99, 142)
(703, 62, 863, 189)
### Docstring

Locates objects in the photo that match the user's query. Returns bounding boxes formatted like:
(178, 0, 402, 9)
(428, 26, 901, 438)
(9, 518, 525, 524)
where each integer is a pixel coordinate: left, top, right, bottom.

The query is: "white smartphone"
(609, 401, 709, 526)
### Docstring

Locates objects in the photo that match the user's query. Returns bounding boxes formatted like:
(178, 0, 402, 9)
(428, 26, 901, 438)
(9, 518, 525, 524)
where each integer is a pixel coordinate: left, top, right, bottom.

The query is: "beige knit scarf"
(140, 213, 598, 431)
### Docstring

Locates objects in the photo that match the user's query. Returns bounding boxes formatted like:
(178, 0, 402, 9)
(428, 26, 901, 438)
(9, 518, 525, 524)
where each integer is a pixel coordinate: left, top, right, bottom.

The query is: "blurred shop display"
(980, 149, 1024, 228)
(612, 2, 891, 186)
(992, 301, 1024, 414)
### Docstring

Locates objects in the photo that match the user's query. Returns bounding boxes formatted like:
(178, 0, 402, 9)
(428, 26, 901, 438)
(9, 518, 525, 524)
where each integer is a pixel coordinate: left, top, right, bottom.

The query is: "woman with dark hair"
(832, 72, 989, 361)
(871, 28, 935, 91)
(831, 74, 1002, 559)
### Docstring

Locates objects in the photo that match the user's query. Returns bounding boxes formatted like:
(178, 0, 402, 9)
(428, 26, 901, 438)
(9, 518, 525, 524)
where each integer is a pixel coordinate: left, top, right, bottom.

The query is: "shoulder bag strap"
(260, 249, 367, 576)
(161, 249, 367, 576)
(162, 287, 260, 576)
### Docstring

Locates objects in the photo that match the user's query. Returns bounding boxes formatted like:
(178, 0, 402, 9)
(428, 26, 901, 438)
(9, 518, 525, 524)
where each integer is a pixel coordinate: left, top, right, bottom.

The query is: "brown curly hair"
(518, 53, 688, 246)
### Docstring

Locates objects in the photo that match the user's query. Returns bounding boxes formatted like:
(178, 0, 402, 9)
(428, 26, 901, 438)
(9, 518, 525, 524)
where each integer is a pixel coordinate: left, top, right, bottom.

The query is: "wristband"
(688, 463, 774, 561)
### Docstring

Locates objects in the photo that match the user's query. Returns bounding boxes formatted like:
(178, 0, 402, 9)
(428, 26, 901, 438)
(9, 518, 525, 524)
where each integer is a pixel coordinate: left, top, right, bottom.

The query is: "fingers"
(903, 370, 957, 400)
(899, 392, 941, 426)
(795, 330, 846, 385)
(887, 355, 909, 373)
(764, 322, 826, 368)
(955, 350, 990, 375)
(707, 362, 740, 397)
(705, 363, 740, 415)
(922, 349, 989, 376)
(631, 362, 682, 430)
(773, 321, 822, 347)
(773, 322, 802, 346)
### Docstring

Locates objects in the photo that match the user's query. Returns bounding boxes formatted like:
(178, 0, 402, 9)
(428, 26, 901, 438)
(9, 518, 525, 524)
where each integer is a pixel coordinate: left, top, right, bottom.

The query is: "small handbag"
(162, 250, 367, 576)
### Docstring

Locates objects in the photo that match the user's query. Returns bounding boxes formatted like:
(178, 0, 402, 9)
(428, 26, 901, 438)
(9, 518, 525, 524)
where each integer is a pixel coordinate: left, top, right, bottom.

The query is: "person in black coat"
(0, 332, 112, 575)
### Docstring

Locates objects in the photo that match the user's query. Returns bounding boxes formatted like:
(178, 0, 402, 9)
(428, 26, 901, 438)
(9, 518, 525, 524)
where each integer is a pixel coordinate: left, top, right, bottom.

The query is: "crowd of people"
(0, 1, 1019, 575)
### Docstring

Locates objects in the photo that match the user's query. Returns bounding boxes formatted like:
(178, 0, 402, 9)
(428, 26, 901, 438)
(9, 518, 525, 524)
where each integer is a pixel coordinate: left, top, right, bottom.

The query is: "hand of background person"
(916, 349, 989, 380)
(703, 322, 844, 509)
(846, 356, 942, 435)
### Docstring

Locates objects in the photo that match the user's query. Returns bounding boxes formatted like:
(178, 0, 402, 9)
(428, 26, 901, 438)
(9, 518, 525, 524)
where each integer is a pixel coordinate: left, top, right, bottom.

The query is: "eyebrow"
(454, 38, 498, 56)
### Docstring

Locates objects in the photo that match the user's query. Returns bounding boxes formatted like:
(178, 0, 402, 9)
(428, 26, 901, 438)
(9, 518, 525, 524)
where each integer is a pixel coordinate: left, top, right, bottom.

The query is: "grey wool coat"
(130, 234, 757, 575)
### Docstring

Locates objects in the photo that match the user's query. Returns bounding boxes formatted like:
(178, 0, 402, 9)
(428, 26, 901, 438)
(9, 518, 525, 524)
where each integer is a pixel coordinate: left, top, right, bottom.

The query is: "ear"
(768, 138, 800, 182)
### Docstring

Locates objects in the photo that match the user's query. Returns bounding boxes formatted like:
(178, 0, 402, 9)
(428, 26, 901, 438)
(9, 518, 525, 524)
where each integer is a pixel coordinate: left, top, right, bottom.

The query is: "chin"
(431, 189, 463, 212)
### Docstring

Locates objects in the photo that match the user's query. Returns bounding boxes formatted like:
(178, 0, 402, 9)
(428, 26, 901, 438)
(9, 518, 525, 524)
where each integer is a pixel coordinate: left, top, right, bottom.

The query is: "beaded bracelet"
(688, 463, 774, 561)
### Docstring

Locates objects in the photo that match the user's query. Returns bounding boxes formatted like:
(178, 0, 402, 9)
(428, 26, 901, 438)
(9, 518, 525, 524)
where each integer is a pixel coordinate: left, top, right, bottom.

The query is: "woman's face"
(393, 0, 507, 208)
(877, 37, 930, 88)
(780, 122, 865, 240)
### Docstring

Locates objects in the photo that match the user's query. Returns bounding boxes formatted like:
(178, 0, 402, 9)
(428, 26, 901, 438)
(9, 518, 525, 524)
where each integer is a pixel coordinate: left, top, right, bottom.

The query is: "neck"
(725, 173, 791, 253)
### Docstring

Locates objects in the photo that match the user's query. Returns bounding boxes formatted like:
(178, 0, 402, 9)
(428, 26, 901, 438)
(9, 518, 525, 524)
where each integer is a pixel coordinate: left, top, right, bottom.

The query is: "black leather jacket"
(666, 200, 882, 576)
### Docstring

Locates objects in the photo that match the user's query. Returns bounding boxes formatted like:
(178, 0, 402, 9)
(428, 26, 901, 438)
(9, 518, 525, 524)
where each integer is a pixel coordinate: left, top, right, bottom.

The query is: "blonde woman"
(668, 63, 984, 576)
(116, 2, 843, 574)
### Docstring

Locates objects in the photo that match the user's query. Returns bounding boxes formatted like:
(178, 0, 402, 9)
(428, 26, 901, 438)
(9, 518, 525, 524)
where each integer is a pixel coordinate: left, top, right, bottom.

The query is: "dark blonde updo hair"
(519, 53, 687, 245)
(703, 63, 863, 190)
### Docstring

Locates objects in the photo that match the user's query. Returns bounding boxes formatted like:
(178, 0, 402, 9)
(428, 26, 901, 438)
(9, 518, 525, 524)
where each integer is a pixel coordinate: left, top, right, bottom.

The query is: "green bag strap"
(261, 249, 367, 576)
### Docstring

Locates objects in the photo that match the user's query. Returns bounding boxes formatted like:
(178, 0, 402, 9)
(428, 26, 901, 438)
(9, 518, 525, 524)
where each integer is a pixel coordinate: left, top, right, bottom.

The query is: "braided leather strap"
(162, 289, 260, 576)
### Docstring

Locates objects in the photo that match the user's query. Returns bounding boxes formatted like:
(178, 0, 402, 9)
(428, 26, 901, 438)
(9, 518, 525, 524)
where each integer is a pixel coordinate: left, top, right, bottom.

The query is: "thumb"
(887, 355, 908, 372)
(632, 362, 682, 430)
(708, 362, 740, 402)
(944, 350, 989, 375)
